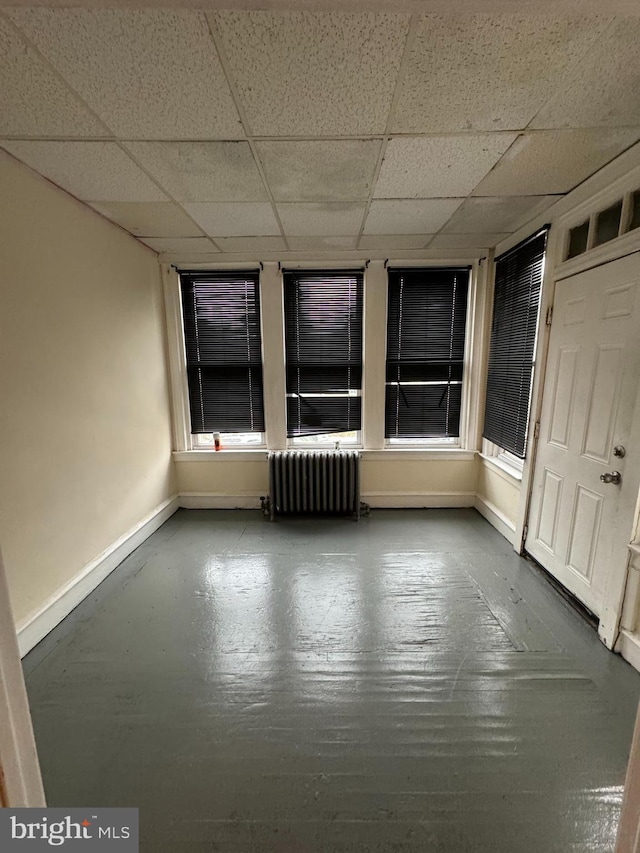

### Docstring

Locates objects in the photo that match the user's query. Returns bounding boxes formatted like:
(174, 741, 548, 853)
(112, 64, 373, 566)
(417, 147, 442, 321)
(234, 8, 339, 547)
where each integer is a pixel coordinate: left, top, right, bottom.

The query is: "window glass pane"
(630, 191, 640, 231)
(385, 268, 469, 440)
(566, 220, 589, 259)
(483, 230, 547, 458)
(194, 432, 263, 447)
(180, 272, 265, 435)
(284, 270, 363, 439)
(292, 431, 358, 446)
(594, 201, 622, 246)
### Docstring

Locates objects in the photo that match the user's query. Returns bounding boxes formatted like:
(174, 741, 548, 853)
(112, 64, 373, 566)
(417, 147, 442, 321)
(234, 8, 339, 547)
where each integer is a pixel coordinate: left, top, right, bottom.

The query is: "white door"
(526, 253, 640, 643)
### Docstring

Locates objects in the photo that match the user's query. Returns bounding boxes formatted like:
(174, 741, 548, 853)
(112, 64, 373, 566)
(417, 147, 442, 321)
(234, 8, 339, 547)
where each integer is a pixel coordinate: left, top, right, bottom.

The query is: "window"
(385, 267, 469, 442)
(283, 269, 363, 443)
(180, 270, 265, 444)
(483, 229, 548, 458)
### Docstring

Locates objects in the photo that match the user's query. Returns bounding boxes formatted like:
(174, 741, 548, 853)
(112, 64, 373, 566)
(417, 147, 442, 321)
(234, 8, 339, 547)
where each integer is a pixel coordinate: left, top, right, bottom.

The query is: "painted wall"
(176, 453, 479, 508)
(0, 151, 176, 628)
(476, 459, 521, 542)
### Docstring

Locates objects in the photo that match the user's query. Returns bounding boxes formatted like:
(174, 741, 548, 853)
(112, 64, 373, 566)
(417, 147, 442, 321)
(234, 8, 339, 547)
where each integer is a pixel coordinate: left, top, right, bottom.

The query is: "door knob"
(600, 471, 622, 485)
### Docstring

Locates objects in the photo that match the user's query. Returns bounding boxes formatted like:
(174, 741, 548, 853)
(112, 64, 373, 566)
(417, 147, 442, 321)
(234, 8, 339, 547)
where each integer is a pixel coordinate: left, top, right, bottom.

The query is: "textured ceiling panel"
(139, 237, 219, 253)
(1, 141, 167, 202)
(530, 19, 640, 129)
(287, 236, 358, 250)
(91, 202, 203, 237)
(123, 141, 267, 202)
(213, 236, 287, 252)
(441, 195, 558, 233)
(0, 17, 106, 137)
(428, 232, 510, 248)
(392, 15, 610, 133)
(477, 128, 640, 195)
(184, 202, 280, 237)
(257, 139, 381, 202)
(212, 11, 410, 135)
(358, 234, 432, 250)
(277, 203, 366, 236)
(7, 9, 243, 139)
(364, 199, 462, 234)
(375, 134, 517, 198)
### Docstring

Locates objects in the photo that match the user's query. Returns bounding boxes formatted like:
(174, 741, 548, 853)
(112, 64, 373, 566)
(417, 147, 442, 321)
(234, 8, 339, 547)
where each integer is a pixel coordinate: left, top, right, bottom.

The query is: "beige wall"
(176, 454, 479, 508)
(0, 151, 176, 627)
(476, 459, 521, 533)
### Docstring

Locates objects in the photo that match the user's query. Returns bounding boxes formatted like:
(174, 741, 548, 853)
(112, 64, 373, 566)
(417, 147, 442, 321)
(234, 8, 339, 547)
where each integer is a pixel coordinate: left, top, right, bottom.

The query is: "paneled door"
(526, 253, 640, 642)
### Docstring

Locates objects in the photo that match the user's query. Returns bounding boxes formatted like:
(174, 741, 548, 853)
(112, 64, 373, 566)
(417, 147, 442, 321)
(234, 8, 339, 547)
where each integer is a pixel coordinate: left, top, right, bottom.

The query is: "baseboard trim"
(616, 629, 640, 673)
(17, 495, 180, 657)
(179, 493, 263, 509)
(362, 492, 476, 508)
(474, 495, 517, 546)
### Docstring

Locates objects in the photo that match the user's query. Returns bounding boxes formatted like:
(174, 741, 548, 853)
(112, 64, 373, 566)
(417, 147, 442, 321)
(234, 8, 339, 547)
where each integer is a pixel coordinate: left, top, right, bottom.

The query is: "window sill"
(479, 452, 524, 482)
(173, 448, 476, 463)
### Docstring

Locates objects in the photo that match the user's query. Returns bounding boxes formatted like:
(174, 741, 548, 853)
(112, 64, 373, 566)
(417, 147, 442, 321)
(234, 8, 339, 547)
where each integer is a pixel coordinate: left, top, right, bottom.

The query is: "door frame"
(503, 155, 640, 651)
(0, 547, 45, 807)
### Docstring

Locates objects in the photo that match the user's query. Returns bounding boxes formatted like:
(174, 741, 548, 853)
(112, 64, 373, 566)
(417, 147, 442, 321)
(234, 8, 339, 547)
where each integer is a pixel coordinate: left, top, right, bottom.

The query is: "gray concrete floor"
(23, 508, 640, 852)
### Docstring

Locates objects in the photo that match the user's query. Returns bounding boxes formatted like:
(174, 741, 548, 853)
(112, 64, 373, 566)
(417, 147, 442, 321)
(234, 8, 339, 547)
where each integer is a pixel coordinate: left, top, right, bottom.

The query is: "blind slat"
(180, 272, 265, 434)
(284, 270, 363, 438)
(385, 268, 469, 439)
(482, 230, 548, 457)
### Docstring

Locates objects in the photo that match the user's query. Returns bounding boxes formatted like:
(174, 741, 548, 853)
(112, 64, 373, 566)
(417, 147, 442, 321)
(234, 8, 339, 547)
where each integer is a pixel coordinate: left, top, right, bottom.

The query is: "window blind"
(180, 270, 265, 434)
(283, 270, 363, 438)
(385, 268, 469, 440)
(482, 229, 548, 458)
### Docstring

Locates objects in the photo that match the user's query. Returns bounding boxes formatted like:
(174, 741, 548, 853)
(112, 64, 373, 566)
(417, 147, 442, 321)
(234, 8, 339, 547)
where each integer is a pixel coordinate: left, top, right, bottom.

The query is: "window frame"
(163, 259, 483, 457)
(383, 266, 472, 447)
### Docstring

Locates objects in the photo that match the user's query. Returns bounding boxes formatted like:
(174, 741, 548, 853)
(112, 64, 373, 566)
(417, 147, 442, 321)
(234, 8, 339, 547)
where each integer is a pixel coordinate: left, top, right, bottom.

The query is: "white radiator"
(266, 450, 362, 520)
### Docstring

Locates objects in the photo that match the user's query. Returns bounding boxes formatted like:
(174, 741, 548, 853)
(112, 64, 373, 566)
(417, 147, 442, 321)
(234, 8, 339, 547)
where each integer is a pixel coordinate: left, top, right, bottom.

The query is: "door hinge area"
(522, 524, 528, 545)
(534, 421, 540, 440)
(545, 305, 553, 326)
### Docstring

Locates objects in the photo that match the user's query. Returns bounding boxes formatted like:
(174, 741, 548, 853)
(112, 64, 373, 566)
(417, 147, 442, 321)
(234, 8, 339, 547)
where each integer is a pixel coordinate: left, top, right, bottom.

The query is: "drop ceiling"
(1, 6, 640, 263)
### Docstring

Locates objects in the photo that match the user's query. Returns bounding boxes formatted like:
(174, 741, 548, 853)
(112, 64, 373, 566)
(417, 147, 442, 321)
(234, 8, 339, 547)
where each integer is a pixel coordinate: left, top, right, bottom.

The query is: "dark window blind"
(283, 270, 363, 438)
(386, 268, 469, 439)
(483, 229, 548, 457)
(180, 270, 265, 434)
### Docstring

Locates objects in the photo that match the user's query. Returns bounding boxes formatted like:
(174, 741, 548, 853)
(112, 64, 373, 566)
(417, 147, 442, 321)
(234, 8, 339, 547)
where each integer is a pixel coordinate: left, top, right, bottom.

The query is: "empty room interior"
(4, 0, 640, 850)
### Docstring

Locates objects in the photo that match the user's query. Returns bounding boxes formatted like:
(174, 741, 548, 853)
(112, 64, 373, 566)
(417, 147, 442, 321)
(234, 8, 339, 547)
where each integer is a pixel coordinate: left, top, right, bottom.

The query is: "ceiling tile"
(184, 202, 280, 237)
(91, 202, 203, 237)
(0, 17, 106, 138)
(473, 129, 640, 196)
(374, 134, 517, 199)
(212, 11, 410, 135)
(441, 196, 558, 234)
(7, 9, 243, 139)
(428, 232, 509, 248)
(287, 236, 358, 251)
(123, 142, 267, 203)
(364, 199, 462, 234)
(530, 20, 640, 129)
(392, 15, 610, 133)
(257, 140, 381, 202)
(214, 236, 287, 252)
(140, 237, 218, 253)
(1, 141, 166, 202)
(277, 203, 366, 237)
(358, 235, 432, 250)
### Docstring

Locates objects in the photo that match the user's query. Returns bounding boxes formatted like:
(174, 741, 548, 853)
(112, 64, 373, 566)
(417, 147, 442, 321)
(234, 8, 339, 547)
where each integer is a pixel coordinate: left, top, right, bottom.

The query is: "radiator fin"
(268, 451, 360, 519)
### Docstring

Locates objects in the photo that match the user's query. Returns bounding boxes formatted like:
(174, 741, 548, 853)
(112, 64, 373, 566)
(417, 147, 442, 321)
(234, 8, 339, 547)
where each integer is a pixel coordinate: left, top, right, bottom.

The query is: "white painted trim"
(555, 230, 640, 281)
(362, 491, 475, 508)
(479, 452, 524, 484)
(16, 495, 180, 657)
(173, 448, 475, 463)
(362, 260, 387, 450)
(161, 264, 190, 452)
(474, 496, 517, 546)
(0, 549, 45, 806)
(180, 493, 263, 509)
(616, 629, 640, 673)
(260, 262, 287, 450)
